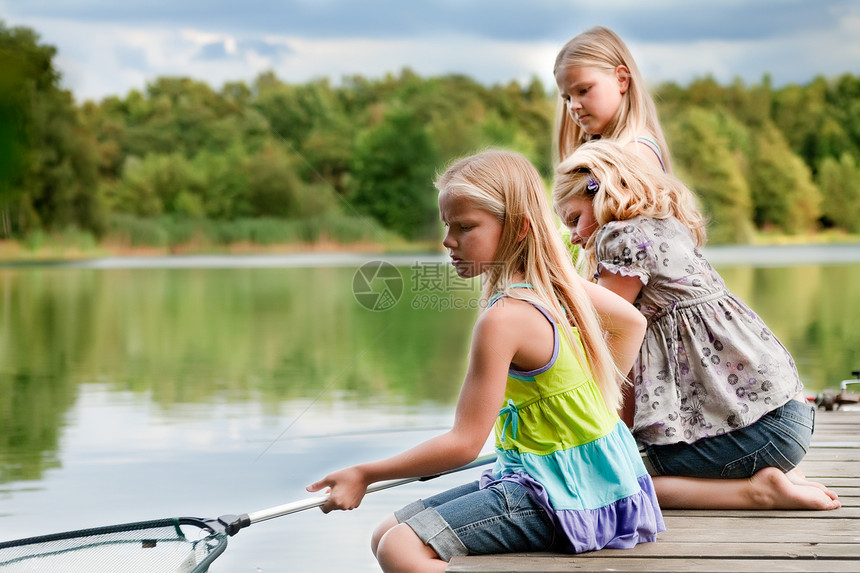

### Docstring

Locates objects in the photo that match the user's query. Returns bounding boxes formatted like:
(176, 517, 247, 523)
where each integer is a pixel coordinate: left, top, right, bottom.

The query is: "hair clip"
(586, 178, 599, 194)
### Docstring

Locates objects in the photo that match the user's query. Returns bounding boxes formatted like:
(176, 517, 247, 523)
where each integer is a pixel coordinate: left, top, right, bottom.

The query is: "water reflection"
(0, 263, 478, 497)
(716, 263, 860, 391)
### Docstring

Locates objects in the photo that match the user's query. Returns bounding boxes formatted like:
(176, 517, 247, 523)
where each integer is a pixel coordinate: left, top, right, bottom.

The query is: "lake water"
(1, 245, 859, 572)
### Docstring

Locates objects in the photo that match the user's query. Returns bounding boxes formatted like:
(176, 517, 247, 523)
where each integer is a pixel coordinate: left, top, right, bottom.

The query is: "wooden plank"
(583, 542, 860, 559)
(833, 500, 860, 508)
(797, 460, 860, 476)
(448, 557, 860, 572)
(819, 477, 860, 487)
(808, 433, 860, 442)
(808, 433, 859, 439)
(810, 413, 860, 425)
(802, 448, 860, 460)
(813, 429, 860, 434)
(657, 517, 860, 543)
(834, 499, 860, 509)
(660, 507, 860, 518)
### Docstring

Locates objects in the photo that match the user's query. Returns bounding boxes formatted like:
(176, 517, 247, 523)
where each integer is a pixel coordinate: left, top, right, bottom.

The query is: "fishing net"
(0, 518, 227, 573)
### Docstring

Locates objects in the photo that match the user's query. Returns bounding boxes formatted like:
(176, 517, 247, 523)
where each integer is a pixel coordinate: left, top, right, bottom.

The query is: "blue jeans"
(394, 479, 563, 561)
(641, 399, 815, 478)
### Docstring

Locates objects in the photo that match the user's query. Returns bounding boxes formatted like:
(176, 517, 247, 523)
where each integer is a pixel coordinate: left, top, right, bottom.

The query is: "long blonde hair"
(553, 140, 706, 278)
(553, 26, 672, 171)
(437, 149, 624, 410)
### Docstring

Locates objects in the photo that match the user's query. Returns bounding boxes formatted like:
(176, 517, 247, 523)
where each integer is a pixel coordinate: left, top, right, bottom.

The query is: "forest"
(2, 22, 859, 251)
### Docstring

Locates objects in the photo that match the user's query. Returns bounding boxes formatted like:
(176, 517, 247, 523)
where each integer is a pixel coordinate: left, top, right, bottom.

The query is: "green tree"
(0, 22, 104, 237)
(350, 106, 439, 240)
(253, 74, 332, 150)
(253, 73, 355, 195)
(192, 145, 252, 219)
(0, 29, 29, 235)
(415, 74, 490, 164)
(818, 153, 860, 232)
(826, 74, 860, 162)
(772, 78, 834, 169)
(665, 107, 754, 243)
(112, 153, 203, 217)
(245, 144, 335, 218)
(747, 122, 821, 233)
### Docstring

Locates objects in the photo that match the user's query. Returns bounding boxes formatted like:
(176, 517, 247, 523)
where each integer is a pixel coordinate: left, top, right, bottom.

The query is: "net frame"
(0, 517, 227, 573)
(0, 452, 497, 572)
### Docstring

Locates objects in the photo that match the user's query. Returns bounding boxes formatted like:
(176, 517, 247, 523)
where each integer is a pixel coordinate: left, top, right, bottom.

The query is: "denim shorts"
(641, 398, 815, 479)
(394, 479, 562, 561)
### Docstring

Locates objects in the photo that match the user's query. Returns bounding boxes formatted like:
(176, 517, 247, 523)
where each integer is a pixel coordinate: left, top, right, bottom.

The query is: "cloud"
(265, 33, 557, 86)
(114, 44, 149, 72)
(637, 5, 860, 87)
(2, 0, 859, 101)
(195, 41, 233, 61)
(9, 0, 856, 42)
(241, 39, 292, 58)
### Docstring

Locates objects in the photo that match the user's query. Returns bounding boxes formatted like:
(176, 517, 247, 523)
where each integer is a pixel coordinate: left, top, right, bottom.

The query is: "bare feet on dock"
(786, 468, 840, 501)
(750, 467, 841, 510)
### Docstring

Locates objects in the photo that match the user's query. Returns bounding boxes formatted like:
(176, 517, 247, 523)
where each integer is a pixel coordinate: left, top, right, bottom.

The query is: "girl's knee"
(376, 523, 443, 573)
(371, 514, 398, 557)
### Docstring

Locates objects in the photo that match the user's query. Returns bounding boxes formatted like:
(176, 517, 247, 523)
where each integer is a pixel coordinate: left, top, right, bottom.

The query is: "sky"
(2, 0, 859, 103)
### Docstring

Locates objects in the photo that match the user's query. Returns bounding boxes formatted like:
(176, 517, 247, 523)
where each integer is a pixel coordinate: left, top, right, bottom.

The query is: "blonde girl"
(553, 139, 841, 511)
(554, 26, 671, 172)
(308, 149, 663, 573)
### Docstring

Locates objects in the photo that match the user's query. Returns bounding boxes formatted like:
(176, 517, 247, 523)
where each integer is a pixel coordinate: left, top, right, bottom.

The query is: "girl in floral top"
(553, 139, 840, 511)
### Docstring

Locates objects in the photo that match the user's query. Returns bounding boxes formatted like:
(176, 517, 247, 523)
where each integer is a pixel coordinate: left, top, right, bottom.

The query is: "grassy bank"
(1, 216, 858, 262)
(0, 214, 438, 261)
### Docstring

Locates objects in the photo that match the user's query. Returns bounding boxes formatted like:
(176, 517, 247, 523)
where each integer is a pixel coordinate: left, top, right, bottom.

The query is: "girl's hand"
(306, 466, 370, 513)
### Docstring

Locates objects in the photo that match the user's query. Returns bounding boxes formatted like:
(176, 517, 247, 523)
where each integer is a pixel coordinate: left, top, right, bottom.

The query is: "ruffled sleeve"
(594, 220, 653, 285)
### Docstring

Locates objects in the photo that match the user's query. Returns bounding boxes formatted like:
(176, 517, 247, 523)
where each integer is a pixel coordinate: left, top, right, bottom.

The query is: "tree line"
(2, 22, 859, 248)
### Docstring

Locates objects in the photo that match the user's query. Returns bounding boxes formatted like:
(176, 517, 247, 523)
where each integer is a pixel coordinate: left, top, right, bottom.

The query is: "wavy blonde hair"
(553, 26, 672, 172)
(437, 149, 624, 410)
(553, 140, 706, 278)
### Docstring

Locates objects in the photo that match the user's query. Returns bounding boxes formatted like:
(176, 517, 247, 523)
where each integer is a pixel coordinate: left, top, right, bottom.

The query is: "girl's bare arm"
(577, 275, 645, 376)
(306, 302, 523, 513)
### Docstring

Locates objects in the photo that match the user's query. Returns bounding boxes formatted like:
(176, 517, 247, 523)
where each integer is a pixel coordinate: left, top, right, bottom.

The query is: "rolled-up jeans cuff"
(402, 506, 469, 561)
(394, 499, 426, 523)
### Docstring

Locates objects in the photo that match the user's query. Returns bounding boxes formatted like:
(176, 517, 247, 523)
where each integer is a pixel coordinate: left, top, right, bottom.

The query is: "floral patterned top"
(594, 216, 803, 446)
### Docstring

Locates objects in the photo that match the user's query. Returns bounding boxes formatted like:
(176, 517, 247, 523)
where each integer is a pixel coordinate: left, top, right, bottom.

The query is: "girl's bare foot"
(786, 468, 840, 501)
(750, 468, 841, 510)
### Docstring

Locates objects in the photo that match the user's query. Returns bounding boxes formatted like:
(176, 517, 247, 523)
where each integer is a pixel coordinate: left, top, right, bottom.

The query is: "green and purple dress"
(480, 292, 664, 552)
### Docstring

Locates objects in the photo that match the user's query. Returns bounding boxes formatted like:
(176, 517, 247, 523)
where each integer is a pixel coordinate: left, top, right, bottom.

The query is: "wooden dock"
(447, 409, 860, 572)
